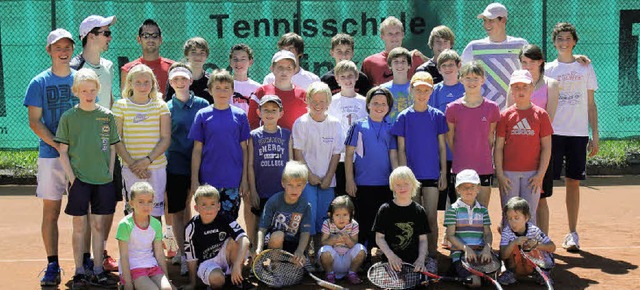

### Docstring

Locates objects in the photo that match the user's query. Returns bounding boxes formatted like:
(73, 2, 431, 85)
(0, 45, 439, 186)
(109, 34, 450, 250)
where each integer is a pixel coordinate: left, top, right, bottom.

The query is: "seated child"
(318, 195, 366, 284)
(117, 182, 174, 290)
(499, 197, 556, 286)
(256, 161, 313, 265)
(372, 166, 436, 273)
(183, 185, 250, 290)
(444, 169, 494, 287)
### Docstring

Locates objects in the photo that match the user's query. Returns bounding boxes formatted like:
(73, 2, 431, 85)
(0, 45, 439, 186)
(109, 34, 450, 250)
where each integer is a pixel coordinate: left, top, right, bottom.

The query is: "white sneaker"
(180, 256, 188, 276)
(562, 232, 580, 252)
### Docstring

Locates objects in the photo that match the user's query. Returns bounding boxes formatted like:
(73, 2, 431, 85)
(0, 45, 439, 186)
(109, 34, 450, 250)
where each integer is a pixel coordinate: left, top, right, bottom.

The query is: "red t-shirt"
(248, 84, 307, 130)
(497, 104, 553, 171)
(121, 57, 175, 95)
(361, 51, 425, 86)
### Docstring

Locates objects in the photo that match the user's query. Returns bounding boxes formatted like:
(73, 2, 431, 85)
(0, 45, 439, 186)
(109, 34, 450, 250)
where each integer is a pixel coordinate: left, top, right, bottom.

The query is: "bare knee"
(208, 270, 226, 289)
(268, 231, 285, 249)
(320, 251, 333, 263)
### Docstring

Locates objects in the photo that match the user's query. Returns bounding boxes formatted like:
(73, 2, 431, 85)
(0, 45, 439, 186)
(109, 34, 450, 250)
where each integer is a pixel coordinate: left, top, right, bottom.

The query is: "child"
(344, 86, 398, 252)
(381, 47, 413, 122)
(256, 161, 313, 265)
(495, 70, 553, 226)
(116, 182, 173, 290)
(184, 185, 250, 290)
(318, 195, 366, 284)
(445, 62, 500, 208)
(498, 197, 556, 286)
(230, 43, 259, 113)
(189, 69, 250, 219)
(372, 166, 434, 273)
(263, 32, 320, 90)
(391, 71, 447, 261)
(246, 95, 292, 251)
(165, 37, 213, 104)
(54, 68, 119, 288)
(327, 60, 368, 197)
(293, 82, 344, 249)
(248, 50, 307, 130)
(443, 169, 494, 287)
(545, 22, 599, 252)
(166, 63, 210, 274)
(416, 25, 455, 84)
(320, 33, 372, 95)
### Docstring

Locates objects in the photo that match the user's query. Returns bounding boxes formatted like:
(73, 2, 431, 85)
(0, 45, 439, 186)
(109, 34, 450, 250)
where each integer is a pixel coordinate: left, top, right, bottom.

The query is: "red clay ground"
(1, 176, 639, 289)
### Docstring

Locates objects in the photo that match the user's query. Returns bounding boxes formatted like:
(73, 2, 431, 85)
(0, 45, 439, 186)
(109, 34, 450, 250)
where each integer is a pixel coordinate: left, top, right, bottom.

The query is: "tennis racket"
(252, 249, 347, 289)
(367, 262, 472, 289)
(520, 246, 554, 290)
(460, 251, 503, 290)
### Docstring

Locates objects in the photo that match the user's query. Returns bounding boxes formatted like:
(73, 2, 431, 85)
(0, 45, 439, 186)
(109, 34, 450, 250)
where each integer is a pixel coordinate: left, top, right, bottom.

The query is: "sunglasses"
(140, 32, 160, 39)
(94, 30, 112, 37)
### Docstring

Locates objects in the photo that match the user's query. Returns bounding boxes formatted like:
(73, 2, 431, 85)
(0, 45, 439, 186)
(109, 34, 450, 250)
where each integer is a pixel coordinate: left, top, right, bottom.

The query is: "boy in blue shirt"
(381, 47, 412, 122)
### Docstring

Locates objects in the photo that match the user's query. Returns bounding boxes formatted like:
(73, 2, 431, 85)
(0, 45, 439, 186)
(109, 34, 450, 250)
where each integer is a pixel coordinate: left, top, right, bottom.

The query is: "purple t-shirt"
(445, 98, 500, 175)
(188, 106, 250, 188)
(251, 127, 290, 199)
(345, 117, 397, 185)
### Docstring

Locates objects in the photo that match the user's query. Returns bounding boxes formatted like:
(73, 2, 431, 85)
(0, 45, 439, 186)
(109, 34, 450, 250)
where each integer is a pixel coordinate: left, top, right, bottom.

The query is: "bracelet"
(145, 155, 153, 163)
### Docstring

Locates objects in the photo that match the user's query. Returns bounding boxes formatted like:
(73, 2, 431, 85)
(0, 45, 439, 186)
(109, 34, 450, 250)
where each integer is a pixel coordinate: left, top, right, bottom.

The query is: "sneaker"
(82, 257, 94, 276)
(180, 256, 189, 276)
(535, 269, 554, 285)
(425, 257, 438, 274)
(39, 261, 61, 286)
(71, 274, 89, 290)
(562, 232, 580, 252)
(498, 270, 517, 286)
(325, 272, 336, 283)
(346, 272, 362, 284)
(102, 252, 118, 272)
(89, 272, 118, 288)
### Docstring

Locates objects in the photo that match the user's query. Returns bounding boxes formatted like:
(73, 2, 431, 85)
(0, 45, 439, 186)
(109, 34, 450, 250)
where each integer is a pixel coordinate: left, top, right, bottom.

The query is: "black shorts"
(166, 173, 190, 213)
(418, 179, 438, 188)
(113, 158, 123, 201)
(250, 198, 270, 217)
(552, 135, 588, 180)
(334, 162, 346, 197)
(541, 155, 554, 198)
(453, 173, 493, 187)
(65, 179, 116, 216)
(438, 161, 456, 210)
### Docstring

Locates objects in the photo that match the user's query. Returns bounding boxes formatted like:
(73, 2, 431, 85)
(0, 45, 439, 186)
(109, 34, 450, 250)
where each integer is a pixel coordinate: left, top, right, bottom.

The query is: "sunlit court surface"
(1, 176, 639, 289)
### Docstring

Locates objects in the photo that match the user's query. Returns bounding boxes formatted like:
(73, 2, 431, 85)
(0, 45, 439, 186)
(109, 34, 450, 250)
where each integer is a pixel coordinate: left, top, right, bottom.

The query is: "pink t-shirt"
(445, 98, 500, 175)
(530, 80, 548, 110)
(497, 105, 553, 171)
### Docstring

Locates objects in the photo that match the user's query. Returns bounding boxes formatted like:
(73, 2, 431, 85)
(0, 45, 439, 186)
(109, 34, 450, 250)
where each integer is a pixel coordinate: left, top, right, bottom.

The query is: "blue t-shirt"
(251, 126, 290, 199)
(430, 82, 464, 161)
(381, 81, 411, 123)
(188, 105, 250, 188)
(166, 94, 210, 175)
(23, 69, 78, 158)
(390, 106, 448, 180)
(259, 191, 312, 242)
(344, 117, 397, 186)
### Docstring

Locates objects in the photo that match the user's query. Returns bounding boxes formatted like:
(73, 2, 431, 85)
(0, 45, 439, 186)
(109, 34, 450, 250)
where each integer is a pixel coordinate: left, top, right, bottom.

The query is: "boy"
(247, 95, 293, 251)
(255, 161, 313, 265)
(248, 50, 307, 130)
(495, 70, 553, 226)
(320, 33, 372, 95)
(24, 28, 78, 287)
(55, 68, 120, 288)
(166, 63, 210, 274)
(381, 47, 413, 122)
(230, 43, 259, 113)
(544, 22, 599, 252)
(444, 169, 494, 287)
(362, 16, 425, 86)
(166, 37, 213, 104)
(184, 185, 250, 290)
(189, 69, 250, 219)
(263, 32, 320, 90)
(416, 25, 455, 84)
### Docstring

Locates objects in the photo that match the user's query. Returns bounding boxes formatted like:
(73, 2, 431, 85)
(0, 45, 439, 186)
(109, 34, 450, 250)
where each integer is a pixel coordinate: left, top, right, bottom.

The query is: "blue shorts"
(302, 184, 334, 235)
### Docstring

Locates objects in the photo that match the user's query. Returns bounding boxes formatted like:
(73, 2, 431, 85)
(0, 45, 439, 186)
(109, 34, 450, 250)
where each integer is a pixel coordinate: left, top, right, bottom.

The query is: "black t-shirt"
(320, 69, 373, 96)
(165, 71, 213, 104)
(415, 59, 443, 85)
(372, 201, 430, 263)
(184, 213, 246, 263)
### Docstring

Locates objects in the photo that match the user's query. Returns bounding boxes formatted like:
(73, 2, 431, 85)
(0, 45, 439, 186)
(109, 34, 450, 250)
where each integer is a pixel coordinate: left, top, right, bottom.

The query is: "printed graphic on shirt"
(471, 43, 523, 109)
(511, 118, 535, 136)
(257, 136, 287, 167)
(46, 84, 74, 125)
(271, 211, 303, 236)
(395, 222, 414, 250)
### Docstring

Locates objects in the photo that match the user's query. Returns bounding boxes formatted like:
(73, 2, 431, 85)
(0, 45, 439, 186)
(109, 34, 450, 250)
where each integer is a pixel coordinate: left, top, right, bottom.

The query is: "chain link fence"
(0, 0, 638, 149)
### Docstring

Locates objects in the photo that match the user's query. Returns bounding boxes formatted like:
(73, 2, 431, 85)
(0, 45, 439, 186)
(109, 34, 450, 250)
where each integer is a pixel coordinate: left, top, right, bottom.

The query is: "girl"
(116, 182, 173, 290)
(113, 64, 171, 220)
(318, 195, 366, 284)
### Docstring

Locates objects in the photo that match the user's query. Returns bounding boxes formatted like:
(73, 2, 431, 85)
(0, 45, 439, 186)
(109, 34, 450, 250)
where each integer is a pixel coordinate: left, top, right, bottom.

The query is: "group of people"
(25, 1, 599, 289)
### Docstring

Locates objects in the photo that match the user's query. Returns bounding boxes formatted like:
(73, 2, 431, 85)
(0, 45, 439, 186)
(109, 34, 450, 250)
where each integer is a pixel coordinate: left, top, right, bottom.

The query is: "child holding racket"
(318, 195, 366, 284)
(499, 197, 555, 286)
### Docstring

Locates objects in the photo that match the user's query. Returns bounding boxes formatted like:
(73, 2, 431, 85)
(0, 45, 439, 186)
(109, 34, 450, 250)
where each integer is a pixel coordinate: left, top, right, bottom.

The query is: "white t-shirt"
(544, 60, 598, 136)
(84, 58, 114, 109)
(292, 113, 344, 187)
(263, 67, 320, 91)
(327, 93, 367, 162)
(233, 79, 260, 113)
(115, 214, 163, 270)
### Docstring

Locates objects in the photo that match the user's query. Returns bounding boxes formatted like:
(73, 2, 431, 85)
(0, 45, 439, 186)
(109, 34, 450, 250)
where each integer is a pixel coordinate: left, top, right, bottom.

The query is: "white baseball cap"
(477, 3, 508, 19)
(271, 50, 297, 65)
(47, 28, 75, 46)
(509, 70, 533, 85)
(455, 169, 481, 188)
(79, 15, 116, 40)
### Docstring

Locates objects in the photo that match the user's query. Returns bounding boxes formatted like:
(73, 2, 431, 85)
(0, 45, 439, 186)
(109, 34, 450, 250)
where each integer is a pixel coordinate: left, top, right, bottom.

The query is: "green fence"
(1, 0, 639, 149)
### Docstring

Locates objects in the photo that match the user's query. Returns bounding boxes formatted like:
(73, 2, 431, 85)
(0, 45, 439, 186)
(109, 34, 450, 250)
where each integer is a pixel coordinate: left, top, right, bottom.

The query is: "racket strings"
(367, 263, 421, 289)
(253, 251, 304, 287)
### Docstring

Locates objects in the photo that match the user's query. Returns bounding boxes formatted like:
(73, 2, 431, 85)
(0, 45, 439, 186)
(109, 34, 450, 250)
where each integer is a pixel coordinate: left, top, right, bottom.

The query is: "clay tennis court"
(1, 176, 639, 289)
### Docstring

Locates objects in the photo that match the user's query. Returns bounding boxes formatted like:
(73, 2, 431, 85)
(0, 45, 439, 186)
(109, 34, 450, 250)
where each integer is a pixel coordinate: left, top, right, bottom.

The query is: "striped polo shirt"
(444, 198, 491, 261)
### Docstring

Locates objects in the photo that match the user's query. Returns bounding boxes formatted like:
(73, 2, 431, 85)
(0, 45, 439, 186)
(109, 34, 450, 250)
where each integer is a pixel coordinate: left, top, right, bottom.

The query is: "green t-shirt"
(54, 105, 120, 184)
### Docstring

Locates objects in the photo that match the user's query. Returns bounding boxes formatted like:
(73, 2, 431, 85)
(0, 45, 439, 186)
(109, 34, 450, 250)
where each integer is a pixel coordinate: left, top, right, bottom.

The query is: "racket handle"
(316, 279, 347, 290)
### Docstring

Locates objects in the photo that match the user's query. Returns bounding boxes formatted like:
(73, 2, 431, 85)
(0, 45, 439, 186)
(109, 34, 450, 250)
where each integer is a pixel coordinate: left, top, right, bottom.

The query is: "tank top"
(531, 78, 548, 110)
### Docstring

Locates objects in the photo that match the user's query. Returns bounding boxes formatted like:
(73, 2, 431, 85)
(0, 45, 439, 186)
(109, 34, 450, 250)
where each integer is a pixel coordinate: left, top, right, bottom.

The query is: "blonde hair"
(305, 81, 332, 105)
(121, 64, 160, 100)
(281, 161, 309, 183)
(428, 25, 455, 48)
(380, 16, 403, 34)
(129, 181, 154, 200)
(193, 184, 220, 203)
(333, 60, 358, 78)
(72, 68, 100, 95)
(389, 166, 421, 198)
(207, 69, 234, 91)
